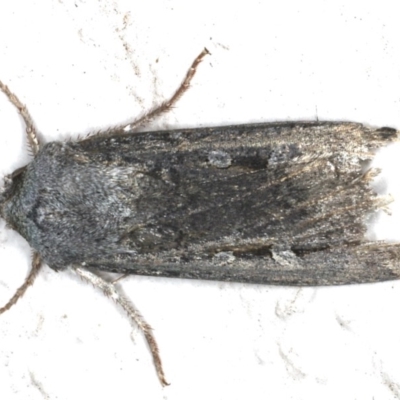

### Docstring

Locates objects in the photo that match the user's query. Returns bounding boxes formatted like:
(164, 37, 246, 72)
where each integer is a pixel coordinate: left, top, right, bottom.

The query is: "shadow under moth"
(0, 49, 399, 385)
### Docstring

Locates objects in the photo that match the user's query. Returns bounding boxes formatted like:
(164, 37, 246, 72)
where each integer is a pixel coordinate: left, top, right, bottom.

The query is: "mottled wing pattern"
(73, 122, 400, 285)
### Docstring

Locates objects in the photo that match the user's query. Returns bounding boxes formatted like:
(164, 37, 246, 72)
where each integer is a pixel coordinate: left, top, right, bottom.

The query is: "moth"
(1, 49, 399, 385)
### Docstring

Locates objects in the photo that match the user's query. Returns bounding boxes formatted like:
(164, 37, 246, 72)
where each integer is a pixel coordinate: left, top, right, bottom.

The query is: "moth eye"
(10, 165, 27, 179)
(0, 166, 27, 203)
(0, 174, 13, 199)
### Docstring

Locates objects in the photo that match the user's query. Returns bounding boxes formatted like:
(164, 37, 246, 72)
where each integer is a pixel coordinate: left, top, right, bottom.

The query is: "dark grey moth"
(1, 49, 400, 385)
(8, 121, 400, 285)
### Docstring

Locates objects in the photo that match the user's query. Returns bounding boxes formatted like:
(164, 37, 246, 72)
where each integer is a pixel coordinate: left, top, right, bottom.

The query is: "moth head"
(0, 166, 26, 219)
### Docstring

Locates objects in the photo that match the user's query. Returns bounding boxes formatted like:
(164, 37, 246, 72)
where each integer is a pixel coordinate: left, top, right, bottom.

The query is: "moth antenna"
(71, 266, 169, 386)
(83, 48, 210, 140)
(0, 252, 42, 314)
(0, 80, 40, 156)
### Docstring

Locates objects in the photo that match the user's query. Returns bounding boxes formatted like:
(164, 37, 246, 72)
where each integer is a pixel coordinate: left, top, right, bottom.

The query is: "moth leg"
(111, 273, 129, 284)
(0, 252, 42, 314)
(0, 80, 40, 156)
(71, 266, 169, 386)
(121, 48, 210, 133)
(82, 48, 210, 141)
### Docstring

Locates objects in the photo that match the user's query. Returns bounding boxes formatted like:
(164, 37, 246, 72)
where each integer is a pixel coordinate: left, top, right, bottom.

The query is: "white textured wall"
(1, 2, 400, 399)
